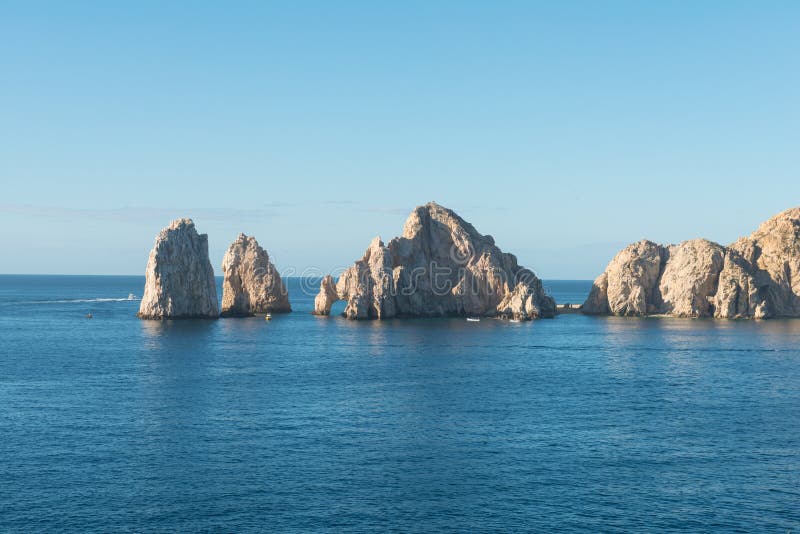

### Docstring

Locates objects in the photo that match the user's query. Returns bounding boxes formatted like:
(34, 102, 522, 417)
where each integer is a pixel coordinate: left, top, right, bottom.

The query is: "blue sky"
(1, 1, 798, 278)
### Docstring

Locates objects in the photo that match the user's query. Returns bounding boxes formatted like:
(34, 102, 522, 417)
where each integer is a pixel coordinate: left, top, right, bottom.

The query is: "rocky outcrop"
(221, 233, 291, 317)
(583, 240, 667, 316)
(713, 244, 765, 319)
(313, 275, 339, 317)
(138, 218, 219, 319)
(584, 207, 800, 319)
(659, 239, 726, 317)
(313, 202, 555, 320)
(714, 208, 800, 318)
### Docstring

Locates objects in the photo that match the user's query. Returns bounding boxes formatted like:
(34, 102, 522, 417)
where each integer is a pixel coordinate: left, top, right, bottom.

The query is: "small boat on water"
(509, 319, 521, 323)
(265, 313, 272, 321)
(466, 317, 480, 322)
(126, 293, 136, 300)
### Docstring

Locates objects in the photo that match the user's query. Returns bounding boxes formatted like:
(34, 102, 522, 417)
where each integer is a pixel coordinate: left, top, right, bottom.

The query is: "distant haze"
(1, 2, 798, 278)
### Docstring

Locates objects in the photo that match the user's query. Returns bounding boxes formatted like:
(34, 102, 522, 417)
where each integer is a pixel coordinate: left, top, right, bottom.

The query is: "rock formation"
(313, 202, 555, 320)
(658, 239, 726, 317)
(714, 207, 800, 318)
(583, 240, 667, 316)
(138, 218, 219, 319)
(314, 275, 339, 318)
(584, 207, 800, 319)
(221, 233, 291, 316)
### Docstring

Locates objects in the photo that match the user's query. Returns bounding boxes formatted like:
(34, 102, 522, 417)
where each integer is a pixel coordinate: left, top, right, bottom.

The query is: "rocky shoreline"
(583, 207, 800, 319)
(136, 204, 800, 321)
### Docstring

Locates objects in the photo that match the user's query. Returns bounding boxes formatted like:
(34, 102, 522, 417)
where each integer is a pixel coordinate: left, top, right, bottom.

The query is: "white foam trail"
(27, 296, 141, 304)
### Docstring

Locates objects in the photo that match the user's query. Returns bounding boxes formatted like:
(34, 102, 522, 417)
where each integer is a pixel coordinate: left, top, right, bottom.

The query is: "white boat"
(265, 313, 272, 321)
(466, 317, 480, 322)
(509, 319, 521, 323)
(126, 293, 136, 300)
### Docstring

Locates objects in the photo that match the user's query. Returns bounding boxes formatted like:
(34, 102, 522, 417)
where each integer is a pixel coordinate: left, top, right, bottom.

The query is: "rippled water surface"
(1, 275, 799, 531)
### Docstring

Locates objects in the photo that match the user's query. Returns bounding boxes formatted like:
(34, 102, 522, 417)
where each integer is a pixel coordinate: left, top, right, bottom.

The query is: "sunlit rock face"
(313, 202, 555, 321)
(714, 207, 800, 319)
(313, 275, 339, 317)
(583, 240, 668, 316)
(584, 207, 800, 319)
(221, 233, 291, 317)
(659, 239, 726, 317)
(138, 218, 219, 319)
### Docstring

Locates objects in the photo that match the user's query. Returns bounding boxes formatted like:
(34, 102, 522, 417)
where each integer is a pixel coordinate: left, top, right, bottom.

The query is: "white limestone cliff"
(138, 218, 219, 319)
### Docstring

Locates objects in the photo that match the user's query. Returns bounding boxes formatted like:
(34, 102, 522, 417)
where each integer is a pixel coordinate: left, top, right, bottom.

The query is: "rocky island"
(313, 202, 555, 320)
(137, 218, 220, 319)
(221, 233, 291, 317)
(583, 207, 800, 319)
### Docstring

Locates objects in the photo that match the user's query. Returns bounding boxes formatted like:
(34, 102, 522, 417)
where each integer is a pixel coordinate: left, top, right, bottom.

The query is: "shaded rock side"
(138, 218, 219, 319)
(713, 244, 765, 319)
(583, 207, 800, 319)
(221, 233, 291, 317)
(313, 202, 555, 320)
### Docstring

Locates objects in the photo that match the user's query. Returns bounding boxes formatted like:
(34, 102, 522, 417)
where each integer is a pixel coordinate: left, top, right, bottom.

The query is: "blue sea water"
(1, 275, 799, 532)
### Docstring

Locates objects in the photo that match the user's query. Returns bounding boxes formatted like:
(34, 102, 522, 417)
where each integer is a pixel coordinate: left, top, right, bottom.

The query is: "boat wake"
(26, 294, 140, 304)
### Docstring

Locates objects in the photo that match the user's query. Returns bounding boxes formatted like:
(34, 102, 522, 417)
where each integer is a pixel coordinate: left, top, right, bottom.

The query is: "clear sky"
(1, 1, 798, 278)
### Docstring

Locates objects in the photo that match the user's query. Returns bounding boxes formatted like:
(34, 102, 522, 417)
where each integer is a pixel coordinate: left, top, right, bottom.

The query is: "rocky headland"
(138, 218, 220, 319)
(221, 233, 291, 316)
(313, 202, 555, 320)
(583, 207, 800, 319)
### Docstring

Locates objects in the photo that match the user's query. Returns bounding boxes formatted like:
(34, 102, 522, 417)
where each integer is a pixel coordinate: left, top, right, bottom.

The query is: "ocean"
(1, 275, 799, 531)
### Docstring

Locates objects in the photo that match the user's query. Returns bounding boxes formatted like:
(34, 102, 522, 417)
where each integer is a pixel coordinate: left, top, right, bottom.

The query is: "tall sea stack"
(137, 218, 219, 319)
(221, 233, 291, 317)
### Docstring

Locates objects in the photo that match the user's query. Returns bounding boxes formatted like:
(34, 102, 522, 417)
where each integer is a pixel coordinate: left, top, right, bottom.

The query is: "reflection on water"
(594, 317, 800, 397)
(139, 317, 219, 350)
(216, 314, 274, 337)
(597, 315, 800, 349)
